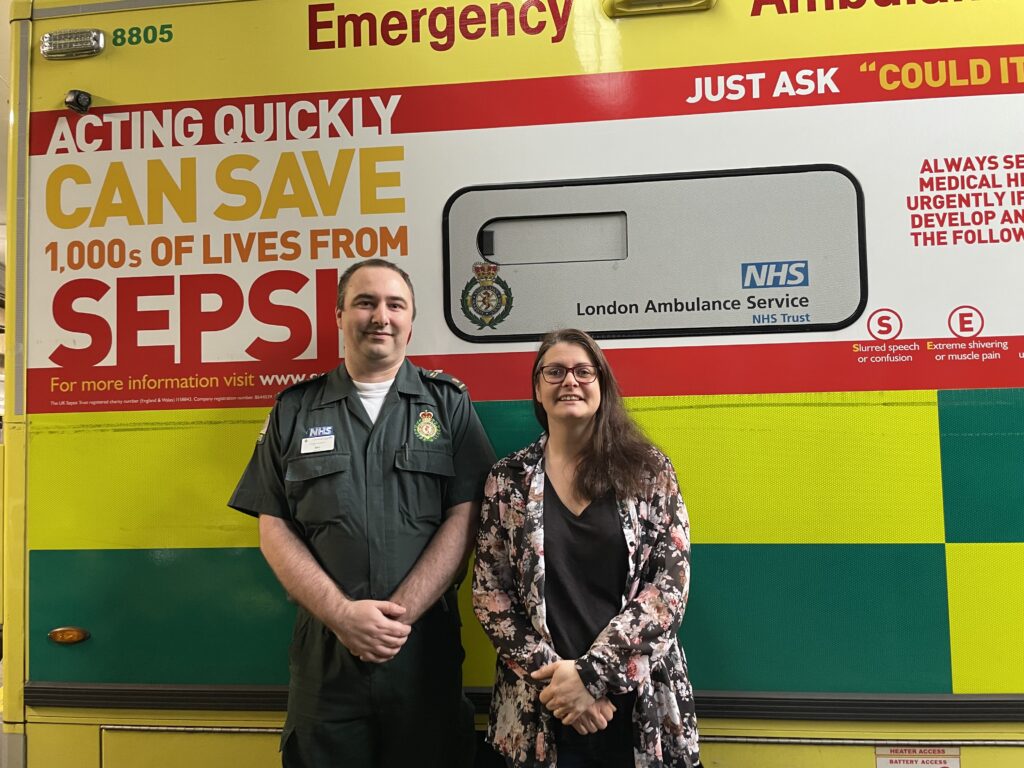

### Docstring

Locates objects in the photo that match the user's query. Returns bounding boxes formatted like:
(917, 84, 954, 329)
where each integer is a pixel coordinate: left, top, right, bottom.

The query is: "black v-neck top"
(543, 478, 628, 660)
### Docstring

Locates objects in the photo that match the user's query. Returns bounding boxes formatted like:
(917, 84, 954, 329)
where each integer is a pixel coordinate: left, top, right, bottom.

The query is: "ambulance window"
(478, 212, 627, 265)
(443, 166, 866, 343)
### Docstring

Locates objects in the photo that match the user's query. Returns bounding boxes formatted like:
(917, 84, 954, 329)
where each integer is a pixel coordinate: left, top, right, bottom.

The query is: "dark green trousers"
(281, 596, 473, 768)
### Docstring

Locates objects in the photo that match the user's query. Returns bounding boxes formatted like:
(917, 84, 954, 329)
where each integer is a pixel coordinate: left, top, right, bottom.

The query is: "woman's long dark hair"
(532, 329, 660, 500)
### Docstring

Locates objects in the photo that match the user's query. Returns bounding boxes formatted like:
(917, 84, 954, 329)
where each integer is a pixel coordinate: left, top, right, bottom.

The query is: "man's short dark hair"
(336, 259, 417, 319)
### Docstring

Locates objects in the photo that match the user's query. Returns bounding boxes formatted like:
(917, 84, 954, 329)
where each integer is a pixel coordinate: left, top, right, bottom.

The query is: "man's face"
(336, 267, 414, 374)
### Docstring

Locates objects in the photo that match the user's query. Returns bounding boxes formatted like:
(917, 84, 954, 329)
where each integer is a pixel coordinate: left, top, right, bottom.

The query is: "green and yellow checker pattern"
(24, 389, 1024, 696)
(638, 387, 1024, 696)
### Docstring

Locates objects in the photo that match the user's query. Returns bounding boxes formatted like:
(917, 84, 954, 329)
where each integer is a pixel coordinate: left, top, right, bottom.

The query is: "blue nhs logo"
(741, 261, 809, 288)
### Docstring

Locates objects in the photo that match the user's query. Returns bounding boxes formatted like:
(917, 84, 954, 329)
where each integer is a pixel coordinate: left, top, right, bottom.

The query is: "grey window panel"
(479, 212, 627, 265)
(443, 165, 866, 342)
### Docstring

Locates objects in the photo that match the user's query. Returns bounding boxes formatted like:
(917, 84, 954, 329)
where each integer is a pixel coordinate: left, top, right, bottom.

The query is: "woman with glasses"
(473, 328, 701, 768)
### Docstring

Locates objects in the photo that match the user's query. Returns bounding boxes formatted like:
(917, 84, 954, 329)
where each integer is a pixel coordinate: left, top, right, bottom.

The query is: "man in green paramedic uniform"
(229, 259, 495, 767)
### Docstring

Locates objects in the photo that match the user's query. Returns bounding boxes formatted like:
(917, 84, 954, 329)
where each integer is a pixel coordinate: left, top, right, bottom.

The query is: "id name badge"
(301, 435, 335, 454)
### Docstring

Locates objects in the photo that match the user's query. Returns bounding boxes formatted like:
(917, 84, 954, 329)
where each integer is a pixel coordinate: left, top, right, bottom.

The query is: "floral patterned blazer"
(472, 435, 700, 768)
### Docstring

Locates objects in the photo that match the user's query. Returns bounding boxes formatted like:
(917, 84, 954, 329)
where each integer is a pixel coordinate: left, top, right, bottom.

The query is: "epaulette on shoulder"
(421, 368, 467, 392)
(274, 372, 327, 400)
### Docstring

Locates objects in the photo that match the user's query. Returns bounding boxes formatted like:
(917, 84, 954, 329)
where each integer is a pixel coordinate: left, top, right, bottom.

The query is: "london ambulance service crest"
(462, 262, 513, 329)
(414, 411, 440, 442)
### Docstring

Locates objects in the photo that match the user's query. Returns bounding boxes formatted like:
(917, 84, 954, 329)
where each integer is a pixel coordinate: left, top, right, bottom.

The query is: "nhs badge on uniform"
(301, 425, 335, 454)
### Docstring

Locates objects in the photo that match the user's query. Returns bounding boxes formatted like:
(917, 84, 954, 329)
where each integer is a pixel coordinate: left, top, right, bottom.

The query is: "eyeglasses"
(538, 364, 598, 384)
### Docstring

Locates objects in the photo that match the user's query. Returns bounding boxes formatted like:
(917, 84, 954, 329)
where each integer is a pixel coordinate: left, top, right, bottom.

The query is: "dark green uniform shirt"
(229, 359, 495, 602)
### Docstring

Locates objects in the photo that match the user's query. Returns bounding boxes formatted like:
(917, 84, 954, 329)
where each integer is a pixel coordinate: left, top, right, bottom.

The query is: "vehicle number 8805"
(111, 25, 173, 46)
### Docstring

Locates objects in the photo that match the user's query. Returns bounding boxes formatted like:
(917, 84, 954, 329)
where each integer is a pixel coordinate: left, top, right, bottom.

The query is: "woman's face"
(534, 342, 602, 426)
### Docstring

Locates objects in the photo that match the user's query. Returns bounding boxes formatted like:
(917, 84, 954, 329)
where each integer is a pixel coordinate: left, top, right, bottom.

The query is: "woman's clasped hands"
(532, 660, 617, 735)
